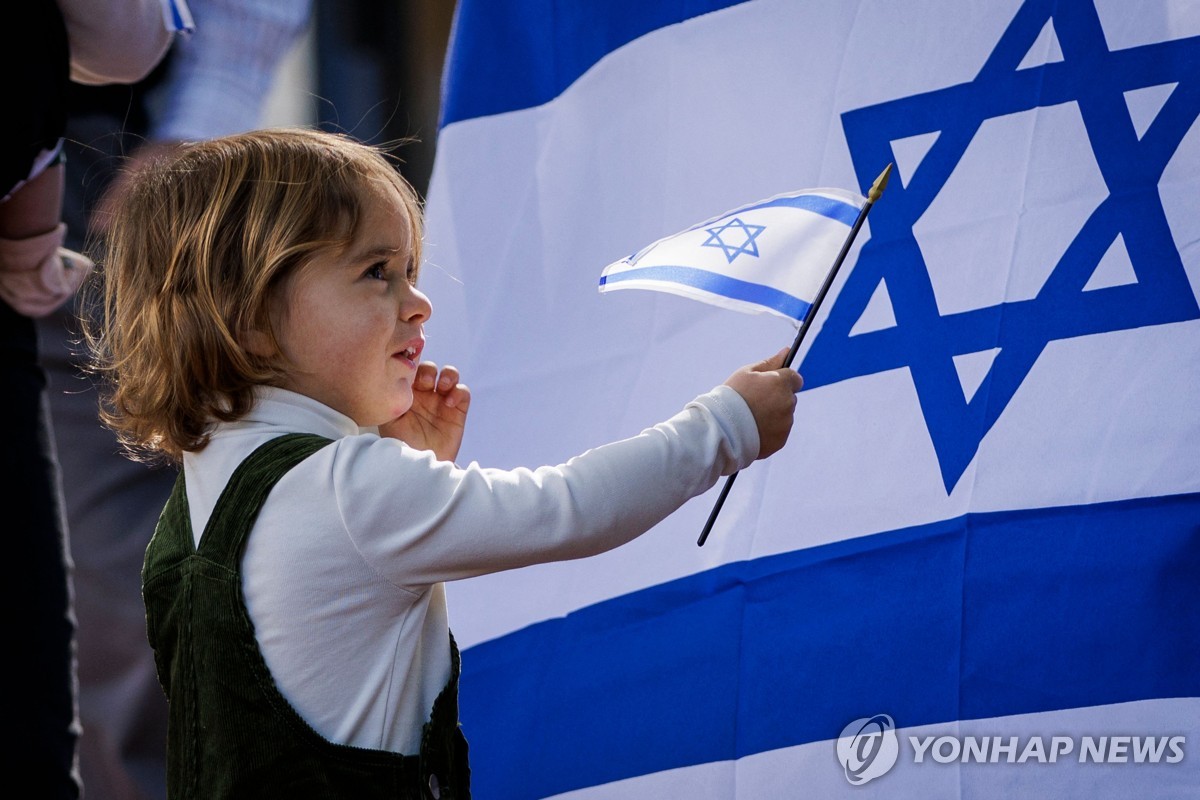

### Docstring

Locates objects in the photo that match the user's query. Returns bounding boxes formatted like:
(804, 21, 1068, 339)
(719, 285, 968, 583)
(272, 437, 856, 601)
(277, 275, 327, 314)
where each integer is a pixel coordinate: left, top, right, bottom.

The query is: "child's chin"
(365, 400, 412, 429)
(391, 398, 414, 419)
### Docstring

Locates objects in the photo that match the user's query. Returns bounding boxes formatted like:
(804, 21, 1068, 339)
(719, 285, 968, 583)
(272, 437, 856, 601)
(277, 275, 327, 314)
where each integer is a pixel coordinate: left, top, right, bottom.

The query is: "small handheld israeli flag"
(599, 169, 891, 547)
(599, 187, 867, 321)
(162, 0, 196, 33)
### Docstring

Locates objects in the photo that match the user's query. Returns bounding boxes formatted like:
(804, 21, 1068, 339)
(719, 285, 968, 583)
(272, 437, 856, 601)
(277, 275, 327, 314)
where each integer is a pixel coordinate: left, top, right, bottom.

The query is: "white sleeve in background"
(331, 385, 760, 587)
(148, 0, 313, 141)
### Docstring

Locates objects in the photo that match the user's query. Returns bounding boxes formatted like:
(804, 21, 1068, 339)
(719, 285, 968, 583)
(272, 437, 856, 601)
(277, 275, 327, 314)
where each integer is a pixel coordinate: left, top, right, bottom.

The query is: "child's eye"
(364, 263, 388, 281)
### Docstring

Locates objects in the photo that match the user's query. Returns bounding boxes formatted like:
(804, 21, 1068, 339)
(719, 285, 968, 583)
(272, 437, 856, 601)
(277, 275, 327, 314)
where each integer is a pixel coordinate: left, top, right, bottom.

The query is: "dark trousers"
(35, 293, 175, 800)
(3, 299, 81, 798)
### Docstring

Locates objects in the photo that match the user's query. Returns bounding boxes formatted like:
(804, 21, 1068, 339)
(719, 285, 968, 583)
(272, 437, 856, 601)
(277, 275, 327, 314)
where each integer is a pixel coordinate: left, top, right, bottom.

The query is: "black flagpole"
(697, 163, 893, 547)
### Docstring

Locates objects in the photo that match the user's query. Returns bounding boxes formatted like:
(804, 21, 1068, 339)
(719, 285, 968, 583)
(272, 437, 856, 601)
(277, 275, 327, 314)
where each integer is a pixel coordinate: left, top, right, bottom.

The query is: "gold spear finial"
(868, 163, 894, 203)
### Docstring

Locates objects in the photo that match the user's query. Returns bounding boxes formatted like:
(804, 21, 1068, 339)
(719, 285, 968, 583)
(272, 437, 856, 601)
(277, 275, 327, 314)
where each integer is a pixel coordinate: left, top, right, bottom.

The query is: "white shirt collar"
(209, 386, 367, 441)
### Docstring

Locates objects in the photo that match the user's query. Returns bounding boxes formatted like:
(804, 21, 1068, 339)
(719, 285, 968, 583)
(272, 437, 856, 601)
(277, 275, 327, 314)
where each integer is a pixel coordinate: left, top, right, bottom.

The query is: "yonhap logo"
(837, 714, 899, 785)
(833, 712, 1188, 786)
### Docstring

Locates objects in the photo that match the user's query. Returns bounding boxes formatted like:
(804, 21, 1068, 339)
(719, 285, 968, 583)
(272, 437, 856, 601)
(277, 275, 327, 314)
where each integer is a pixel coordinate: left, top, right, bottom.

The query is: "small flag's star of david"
(702, 218, 766, 263)
(803, 0, 1200, 492)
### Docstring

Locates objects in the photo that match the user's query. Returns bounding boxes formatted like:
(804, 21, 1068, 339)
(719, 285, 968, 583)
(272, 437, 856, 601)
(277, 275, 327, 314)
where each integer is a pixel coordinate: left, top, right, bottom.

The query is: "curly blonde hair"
(85, 128, 424, 463)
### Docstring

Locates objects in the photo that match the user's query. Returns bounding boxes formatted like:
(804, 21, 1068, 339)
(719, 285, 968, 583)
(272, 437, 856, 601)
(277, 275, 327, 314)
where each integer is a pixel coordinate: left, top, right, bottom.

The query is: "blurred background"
(226, 0, 454, 198)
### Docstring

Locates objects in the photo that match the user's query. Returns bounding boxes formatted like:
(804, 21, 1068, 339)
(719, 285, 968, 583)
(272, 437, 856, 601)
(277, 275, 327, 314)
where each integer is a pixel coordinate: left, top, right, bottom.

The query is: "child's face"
(270, 183, 431, 427)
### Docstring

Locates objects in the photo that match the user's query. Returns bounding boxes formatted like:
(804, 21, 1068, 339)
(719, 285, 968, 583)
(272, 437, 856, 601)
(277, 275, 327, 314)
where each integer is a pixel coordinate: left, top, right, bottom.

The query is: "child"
(86, 128, 802, 799)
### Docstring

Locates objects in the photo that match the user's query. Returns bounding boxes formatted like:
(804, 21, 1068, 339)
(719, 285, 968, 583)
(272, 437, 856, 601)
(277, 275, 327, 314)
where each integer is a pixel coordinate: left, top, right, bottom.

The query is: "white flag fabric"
(598, 187, 866, 320)
(422, 1, 1200, 798)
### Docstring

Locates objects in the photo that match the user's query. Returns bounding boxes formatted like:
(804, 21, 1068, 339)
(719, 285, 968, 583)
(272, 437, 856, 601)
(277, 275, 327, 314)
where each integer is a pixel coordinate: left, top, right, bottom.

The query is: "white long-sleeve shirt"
(181, 385, 758, 755)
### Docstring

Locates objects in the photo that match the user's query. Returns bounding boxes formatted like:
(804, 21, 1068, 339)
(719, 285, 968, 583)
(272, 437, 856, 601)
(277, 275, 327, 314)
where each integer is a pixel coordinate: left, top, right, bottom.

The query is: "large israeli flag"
(421, 1, 1200, 798)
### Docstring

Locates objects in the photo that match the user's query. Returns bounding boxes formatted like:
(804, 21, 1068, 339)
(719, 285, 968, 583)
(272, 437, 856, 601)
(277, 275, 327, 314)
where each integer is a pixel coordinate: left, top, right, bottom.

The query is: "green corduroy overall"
(142, 433, 471, 799)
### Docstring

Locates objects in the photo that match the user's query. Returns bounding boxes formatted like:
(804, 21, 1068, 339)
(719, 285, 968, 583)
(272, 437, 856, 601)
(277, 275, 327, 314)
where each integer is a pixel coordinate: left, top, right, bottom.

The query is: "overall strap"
(196, 432, 332, 567)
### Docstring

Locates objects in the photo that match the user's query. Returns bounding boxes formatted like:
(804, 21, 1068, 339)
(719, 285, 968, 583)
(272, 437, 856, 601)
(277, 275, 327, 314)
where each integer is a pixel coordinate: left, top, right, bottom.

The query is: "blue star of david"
(702, 217, 766, 263)
(802, 0, 1200, 492)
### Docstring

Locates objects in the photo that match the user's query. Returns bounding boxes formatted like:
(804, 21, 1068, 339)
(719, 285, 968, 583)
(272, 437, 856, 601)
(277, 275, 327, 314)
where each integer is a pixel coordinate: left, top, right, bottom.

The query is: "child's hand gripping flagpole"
(697, 163, 894, 547)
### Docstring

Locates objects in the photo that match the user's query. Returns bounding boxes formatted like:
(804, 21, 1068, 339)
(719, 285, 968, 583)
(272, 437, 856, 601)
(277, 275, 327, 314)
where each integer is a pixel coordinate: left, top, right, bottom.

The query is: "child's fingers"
(415, 361, 439, 390)
(740, 349, 803, 392)
(748, 347, 790, 373)
(443, 382, 471, 411)
(435, 364, 461, 394)
(415, 362, 468, 411)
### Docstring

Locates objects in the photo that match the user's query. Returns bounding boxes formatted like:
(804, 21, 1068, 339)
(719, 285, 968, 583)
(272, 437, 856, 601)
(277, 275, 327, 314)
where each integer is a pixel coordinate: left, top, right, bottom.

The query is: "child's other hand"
(723, 348, 803, 460)
(380, 362, 471, 462)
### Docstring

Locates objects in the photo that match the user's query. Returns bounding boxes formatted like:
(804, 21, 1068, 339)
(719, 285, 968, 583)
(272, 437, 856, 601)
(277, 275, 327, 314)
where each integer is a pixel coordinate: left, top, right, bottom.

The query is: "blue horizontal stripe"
(599, 265, 812, 319)
(442, 0, 755, 127)
(459, 492, 1200, 799)
(737, 193, 862, 227)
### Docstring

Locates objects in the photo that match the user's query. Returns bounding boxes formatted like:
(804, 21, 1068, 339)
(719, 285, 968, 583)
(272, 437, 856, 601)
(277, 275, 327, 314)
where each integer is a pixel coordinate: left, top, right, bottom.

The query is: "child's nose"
(400, 283, 432, 323)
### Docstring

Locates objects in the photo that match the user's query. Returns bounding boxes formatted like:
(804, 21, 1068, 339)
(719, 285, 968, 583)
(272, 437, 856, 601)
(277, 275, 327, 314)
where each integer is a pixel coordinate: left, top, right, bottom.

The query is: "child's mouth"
(394, 342, 422, 366)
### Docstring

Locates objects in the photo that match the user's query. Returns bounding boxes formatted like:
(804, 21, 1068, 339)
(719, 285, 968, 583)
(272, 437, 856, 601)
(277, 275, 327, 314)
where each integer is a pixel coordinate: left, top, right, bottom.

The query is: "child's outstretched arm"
(379, 362, 471, 462)
(316, 348, 803, 585)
